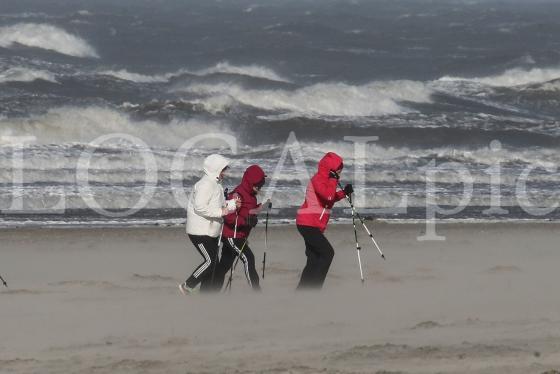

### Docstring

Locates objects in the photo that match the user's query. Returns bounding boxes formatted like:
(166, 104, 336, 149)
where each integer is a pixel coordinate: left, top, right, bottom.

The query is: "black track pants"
(296, 225, 335, 290)
(185, 234, 220, 292)
(215, 237, 261, 291)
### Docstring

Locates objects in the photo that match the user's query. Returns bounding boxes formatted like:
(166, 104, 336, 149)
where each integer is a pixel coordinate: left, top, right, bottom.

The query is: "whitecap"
(0, 23, 99, 58)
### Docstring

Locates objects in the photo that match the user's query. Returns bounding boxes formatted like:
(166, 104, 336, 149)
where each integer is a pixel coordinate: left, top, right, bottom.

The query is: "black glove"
(247, 215, 258, 227)
(329, 170, 340, 180)
(343, 183, 353, 196)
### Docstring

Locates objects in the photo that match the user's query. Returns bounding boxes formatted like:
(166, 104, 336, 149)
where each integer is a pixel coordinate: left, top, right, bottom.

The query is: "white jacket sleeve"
(193, 183, 223, 218)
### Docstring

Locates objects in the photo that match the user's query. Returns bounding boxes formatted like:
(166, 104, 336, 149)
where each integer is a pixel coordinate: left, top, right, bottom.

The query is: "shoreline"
(1, 217, 560, 230)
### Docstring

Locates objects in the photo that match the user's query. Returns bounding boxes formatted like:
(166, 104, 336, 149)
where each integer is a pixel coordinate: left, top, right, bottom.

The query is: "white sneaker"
(178, 282, 194, 295)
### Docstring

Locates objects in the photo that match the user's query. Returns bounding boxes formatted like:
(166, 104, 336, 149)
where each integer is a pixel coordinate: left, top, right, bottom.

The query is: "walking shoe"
(178, 282, 194, 295)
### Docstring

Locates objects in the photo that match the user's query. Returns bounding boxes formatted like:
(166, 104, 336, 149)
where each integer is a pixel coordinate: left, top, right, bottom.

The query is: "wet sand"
(1, 223, 560, 373)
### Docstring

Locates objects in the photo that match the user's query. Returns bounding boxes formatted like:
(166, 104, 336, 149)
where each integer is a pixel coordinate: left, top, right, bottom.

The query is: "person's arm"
(249, 202, 264, 215)
(311, 177, 338, 203)
(335, 183, 353, 202)
(193, 183, 224, 218)
(335, 189, 347, 202)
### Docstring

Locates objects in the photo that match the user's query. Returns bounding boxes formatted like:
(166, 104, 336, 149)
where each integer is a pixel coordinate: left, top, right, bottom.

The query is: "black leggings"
(296, 225, 335, 290)
(215, 237, 261, 291)
(185, 234, 220, 292)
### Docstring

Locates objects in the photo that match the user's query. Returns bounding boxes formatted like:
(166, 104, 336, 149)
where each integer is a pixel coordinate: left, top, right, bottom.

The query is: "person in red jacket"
(214, 165, 269, 291)
(296, 152, 353, 290)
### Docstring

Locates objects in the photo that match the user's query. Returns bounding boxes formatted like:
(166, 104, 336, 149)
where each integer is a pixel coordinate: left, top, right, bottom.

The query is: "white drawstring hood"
(186, 154, 230, 237)
(203, 154, 229, 181)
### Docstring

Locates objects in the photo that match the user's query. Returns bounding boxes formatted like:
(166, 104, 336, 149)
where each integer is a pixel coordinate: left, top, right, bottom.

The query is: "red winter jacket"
(222, 165, 266, 239)
(296, 152, 346, 232)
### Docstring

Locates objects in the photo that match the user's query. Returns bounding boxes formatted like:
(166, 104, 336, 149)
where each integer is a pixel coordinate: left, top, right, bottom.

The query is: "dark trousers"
(215, 237, 261, 291)
(296, 225, 335, 290)
(185, 234, 220, 292)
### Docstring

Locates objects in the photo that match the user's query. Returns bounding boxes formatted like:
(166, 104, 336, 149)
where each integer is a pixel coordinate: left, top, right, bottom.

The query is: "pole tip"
(381, 254, 386, 260)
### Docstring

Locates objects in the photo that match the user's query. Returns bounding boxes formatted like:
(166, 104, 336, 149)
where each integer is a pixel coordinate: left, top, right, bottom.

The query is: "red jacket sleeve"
(311, 176, 338, 203)
(335, 189, 346, 202)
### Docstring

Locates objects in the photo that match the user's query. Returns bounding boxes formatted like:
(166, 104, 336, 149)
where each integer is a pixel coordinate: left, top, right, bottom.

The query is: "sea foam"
(173, 80, 432, 117)
(0, 67, 57, 83)
(439, 67, 560, 87)
(0, 23, 99, 58)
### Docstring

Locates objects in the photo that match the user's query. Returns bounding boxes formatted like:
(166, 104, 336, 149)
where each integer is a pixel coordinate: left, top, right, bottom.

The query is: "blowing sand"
(1, 223, 560, 373)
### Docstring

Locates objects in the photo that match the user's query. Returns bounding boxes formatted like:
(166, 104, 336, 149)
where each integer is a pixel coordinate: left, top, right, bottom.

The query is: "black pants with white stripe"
(214, 237, 260, 291)
(296, 225, 335, 290)
(185, 234, 220, 292)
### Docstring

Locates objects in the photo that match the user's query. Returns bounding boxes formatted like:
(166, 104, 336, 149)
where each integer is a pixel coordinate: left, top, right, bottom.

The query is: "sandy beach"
(1, 223, 560, 373)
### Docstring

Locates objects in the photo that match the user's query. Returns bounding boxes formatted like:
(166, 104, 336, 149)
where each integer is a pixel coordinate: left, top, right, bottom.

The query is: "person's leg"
(296, 226, 334, 290)
(312, 233, 335, 287)
(296, 226, 321, 289)
(213, 237, 236, 290)
(183, 235, 211, 289)
(234, 239, 260, 291)
(183, 235, 219, 292)
(198, 236, 221, 292)
(224, 237, 248, 289)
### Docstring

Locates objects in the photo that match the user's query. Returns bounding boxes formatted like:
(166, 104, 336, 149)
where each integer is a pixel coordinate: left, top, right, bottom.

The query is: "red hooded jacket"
(222, 165, 266, 239)
(296, 152, 346, 232)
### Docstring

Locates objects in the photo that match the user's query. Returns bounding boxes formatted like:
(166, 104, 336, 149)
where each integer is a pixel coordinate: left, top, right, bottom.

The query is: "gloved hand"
(343, 183, 353, 196)
(232, 193, 242, 208)
(224, 198, 238, 214)
(247, 215, 258, 227)
(329, 170, 340, 180)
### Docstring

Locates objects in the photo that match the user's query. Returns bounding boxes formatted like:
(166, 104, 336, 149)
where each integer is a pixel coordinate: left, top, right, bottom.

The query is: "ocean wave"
(172, 80, 432, 117)
(253, 140, 560, 181)
(0, 12, 56, 19)
(194, 61, 289, 83)
(0, 67, 57, 83)
(76, 10, 93, 17)
(0, 23, 99, 58)
(439, 66, 560, 88)
(98, 61, 289, 84)
(97, 69, 175, 83)
(0, 106, 231, 147)
(523, 79, 560, 92)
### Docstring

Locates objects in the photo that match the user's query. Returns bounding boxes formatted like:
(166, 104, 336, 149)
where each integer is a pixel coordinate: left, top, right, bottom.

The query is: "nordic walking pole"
(262, 201, 272, 279)
(336, 180, 386, 260)
(349, 194, 365, 283)
(225, 239, 248, 292)
(212, 188, 230, 286)
(0, 274, 7, 287)
(211, 222, 225, 286)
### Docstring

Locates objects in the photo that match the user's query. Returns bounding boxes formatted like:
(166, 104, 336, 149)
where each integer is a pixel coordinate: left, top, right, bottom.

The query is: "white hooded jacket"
(186, 154, 230, 237)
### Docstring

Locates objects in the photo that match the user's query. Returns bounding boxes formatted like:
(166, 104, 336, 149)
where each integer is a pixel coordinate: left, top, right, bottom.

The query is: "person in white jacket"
(179, 154, 239, 294)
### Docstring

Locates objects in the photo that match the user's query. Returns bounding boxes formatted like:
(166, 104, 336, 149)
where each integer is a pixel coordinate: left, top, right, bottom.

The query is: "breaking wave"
(98, 61, 288, 84)
(0, 23, 99, 58)
(0, 67, 57, 83)
(439, 66, 560, 88)
(173, 80, 432, 117)
(97, 69, 173, 83)
(0, 106, 230, 147)
(194, 61, 289, 82)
